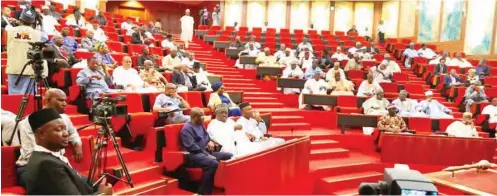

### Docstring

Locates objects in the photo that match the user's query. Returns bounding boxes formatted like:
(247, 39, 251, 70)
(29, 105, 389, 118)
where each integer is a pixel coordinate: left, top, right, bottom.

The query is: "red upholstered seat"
(106, 41, 124, 53)
(70, 68, 84, 84)
(74, 51, 94, 60)
(1, 95, 35, 115)
(106, 32, 119, 42)
(380, 82, 398, 93)
(335, 95, 361, 113)
(108, 92, 144, 113)
(1, 146, 21, 188)
(393, 73, 409, 82)
(321, 30, 330, 35)
(335, 31, 345, 36)
(408, 117, 432, 133)
(128, 44, 146, 56)
(346, 70, 365, 80)
(403, 83, 425, 95)
(438, 118, 456, 132)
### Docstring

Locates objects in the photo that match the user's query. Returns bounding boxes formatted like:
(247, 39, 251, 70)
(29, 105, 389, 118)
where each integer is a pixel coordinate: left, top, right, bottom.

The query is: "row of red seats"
(200, 24, 358, 37)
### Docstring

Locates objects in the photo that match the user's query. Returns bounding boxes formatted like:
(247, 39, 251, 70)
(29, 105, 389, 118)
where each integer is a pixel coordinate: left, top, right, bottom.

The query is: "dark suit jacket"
(434, 64, 448, 75)
(443, 75, 462, 88)
(1, 16, 9, 29)
(131, 32, 144, 44)
(172, 71, 198, 88)
(22, 151, 97, 195)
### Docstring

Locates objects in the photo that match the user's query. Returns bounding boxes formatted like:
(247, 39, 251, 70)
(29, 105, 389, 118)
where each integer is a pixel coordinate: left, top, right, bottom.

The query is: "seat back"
(128, 44, 146, 56)
(380, 83, 399, 93)
(438, 118, 456, 132)
(346, 70, 365, 80)
(1, 95, 35, 116)
(403, 83, 425, 95)
(178, 91, 204, 108)
(109, 92, 144, 113)
(1, 146, 20, 188)
(106, 41, 124, 52)
(164, 124, 185, 151)
(408, 117, 432, 133)
(393, 73, 409, 82)
(337, 95, 358, 108)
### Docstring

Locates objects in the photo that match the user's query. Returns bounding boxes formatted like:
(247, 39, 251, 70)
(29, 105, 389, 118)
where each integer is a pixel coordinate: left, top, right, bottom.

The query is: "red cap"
(92, 20, 99, 25)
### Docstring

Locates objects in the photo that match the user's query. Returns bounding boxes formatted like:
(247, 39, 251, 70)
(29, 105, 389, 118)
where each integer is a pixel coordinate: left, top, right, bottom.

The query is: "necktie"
(59, 47, 68, 60)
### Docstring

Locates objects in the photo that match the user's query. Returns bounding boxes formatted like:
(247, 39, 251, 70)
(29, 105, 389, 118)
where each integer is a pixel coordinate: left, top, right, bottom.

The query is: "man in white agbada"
(416, 91, 453, 119)
(256, 47, 278, 67)
(304, 59, 323, 79)
(300, 51, 314, 70)
(273, 44, 287, 60)
(280, 60, 304, 94)
(180, 9, 194, 48)
(446, 112, 479, 137)
(417, 44, 437, 59)
(244, 36, 262, 49)
(332, 47, 349, 61)
(429, 52, 451, 65)
(362, 90, 389, 115)
(381, 54, 402, 73)
(344, 54, 363, 71)
(482, 98, 497, 123)
(297, 39, 313, 52)
(448, 52, 473, 68)
(236, 102, 285, 148)
(278, 48, 297, 66)
(348, 42, 363, 55)
(371, 63, 392, 83)
(402, 43, 418, 68)
(207, 104, 263, 157)
(41, 6, 59, 35)
(113, 57, 158, 93)
(392, 90, 424, 117)
(192, 61, 212, 91)
(299, 70, 328, 110)
(235, 43, 260, 69)
(325, 62, 346, 82)
(328, 72, 354, 96)
(1, 109, 17, 146)
(357, 73, 383, 97)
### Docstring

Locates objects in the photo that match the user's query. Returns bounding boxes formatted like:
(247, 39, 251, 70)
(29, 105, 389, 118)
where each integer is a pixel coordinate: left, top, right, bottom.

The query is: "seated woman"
(466, 68, 480, 85)
(93, 42, 117, 69)
(208, 82, 241, 116)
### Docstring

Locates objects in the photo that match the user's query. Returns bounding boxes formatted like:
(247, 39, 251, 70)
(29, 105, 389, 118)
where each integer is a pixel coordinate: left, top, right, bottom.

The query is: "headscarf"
(212, 81, 223, 92)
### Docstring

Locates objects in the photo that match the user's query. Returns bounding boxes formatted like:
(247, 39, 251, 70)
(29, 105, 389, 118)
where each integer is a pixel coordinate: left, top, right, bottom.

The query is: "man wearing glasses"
(153, 83, 191, 125)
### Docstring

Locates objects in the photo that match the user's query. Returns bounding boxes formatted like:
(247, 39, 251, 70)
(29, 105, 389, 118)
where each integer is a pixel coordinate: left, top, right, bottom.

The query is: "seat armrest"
(162, 151, 189, 172)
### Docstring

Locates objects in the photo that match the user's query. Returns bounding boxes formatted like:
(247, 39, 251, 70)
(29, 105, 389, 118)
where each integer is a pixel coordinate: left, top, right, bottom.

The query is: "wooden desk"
(239, 56, 257, 64)
(256, 66, 282, 77)
(226, 48, 243, 59)
(277, 78, 306, 92)
(303, 94, 337, 107)
(427, 169, 497, 195)
(195, 30, 207, 37)
(226, 91, 242, 104)
(204, 35, 218, 43)
(381, 133, 497, 166)
(337, 114, 379, 134)
(214, 41, 231, 50)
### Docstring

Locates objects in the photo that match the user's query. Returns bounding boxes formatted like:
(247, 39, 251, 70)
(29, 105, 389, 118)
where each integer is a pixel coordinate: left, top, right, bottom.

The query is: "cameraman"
(199, 7, 209, 25)
(6, 6, 47, 95)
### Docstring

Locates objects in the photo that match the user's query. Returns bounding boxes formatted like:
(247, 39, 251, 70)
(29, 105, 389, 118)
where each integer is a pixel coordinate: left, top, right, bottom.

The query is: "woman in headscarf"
(93, 42, 117, 69)
(208, 82, 241, 116)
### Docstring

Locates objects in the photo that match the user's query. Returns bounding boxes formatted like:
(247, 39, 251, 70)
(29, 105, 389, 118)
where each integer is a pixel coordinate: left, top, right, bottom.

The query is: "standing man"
(378, 20, 385, 43)
(212, 7, 220, 26)
(181, 9, 194, 48)
(6, 7, 46, 94)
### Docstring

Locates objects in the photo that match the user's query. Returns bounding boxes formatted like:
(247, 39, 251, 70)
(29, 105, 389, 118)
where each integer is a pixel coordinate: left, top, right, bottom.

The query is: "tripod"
(6, 60, 50, 146)
(87, 117, 134, 188)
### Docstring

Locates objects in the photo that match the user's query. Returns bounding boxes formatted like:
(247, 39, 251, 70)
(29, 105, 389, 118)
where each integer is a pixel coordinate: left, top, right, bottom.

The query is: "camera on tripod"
(358, 168, 438, 195)
(90, 95, 128, 124)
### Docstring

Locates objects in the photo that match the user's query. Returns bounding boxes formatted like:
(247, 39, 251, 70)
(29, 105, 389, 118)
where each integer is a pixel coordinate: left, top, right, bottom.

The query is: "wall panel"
(440, 0, 464, 41)
(224, 0, 243, 27)
(398, 0, 416, 38)
(246, 0, 266, 29)
(267, 1, 287, 30)
(290, 1, 309, 31)
(333, 2, 354, 32)
(464, 0, 496, 54)
(418, 0, 441, 42)
(381, 1, 399, 38)
(311, 1, 330, 32)
(354, 2, 374, 37)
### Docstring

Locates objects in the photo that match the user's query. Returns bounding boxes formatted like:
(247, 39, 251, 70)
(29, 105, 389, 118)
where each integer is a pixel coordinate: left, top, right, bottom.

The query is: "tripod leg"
(6, 79, 35, 145)
(88, 135, 104, 184)
(107, 128, 134, 187)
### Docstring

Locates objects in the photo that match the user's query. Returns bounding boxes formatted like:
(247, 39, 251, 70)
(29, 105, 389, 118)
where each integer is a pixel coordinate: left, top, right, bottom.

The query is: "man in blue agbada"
(180, 108, 232, 195)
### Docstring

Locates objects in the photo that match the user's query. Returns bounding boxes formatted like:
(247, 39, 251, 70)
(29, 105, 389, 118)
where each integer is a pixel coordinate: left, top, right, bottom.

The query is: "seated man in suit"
(46, 35, 81, 84)
(172, 65, 206, 92)
(21, 108, 113, 195)
(131, 25, 145, 44)
(443, 69, 463, 96)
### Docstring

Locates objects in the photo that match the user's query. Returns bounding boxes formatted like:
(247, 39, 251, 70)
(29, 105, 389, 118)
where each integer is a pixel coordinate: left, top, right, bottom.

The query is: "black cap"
(239, 102, 250, 110)
(28, 108, 61, 132)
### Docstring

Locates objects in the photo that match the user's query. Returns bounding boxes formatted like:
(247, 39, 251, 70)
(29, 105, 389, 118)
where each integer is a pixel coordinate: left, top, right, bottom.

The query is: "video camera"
(358, 168, 438, 195)
(90, 95, 128, 124)
(21, 41, 54, 78)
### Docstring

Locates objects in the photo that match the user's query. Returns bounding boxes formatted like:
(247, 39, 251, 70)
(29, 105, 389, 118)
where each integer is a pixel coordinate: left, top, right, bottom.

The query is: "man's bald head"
(190, 107, 204, 125)
(492, 98, 497, 106)
(44, 88, 68, 114)
(165, 83, 177, 95)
